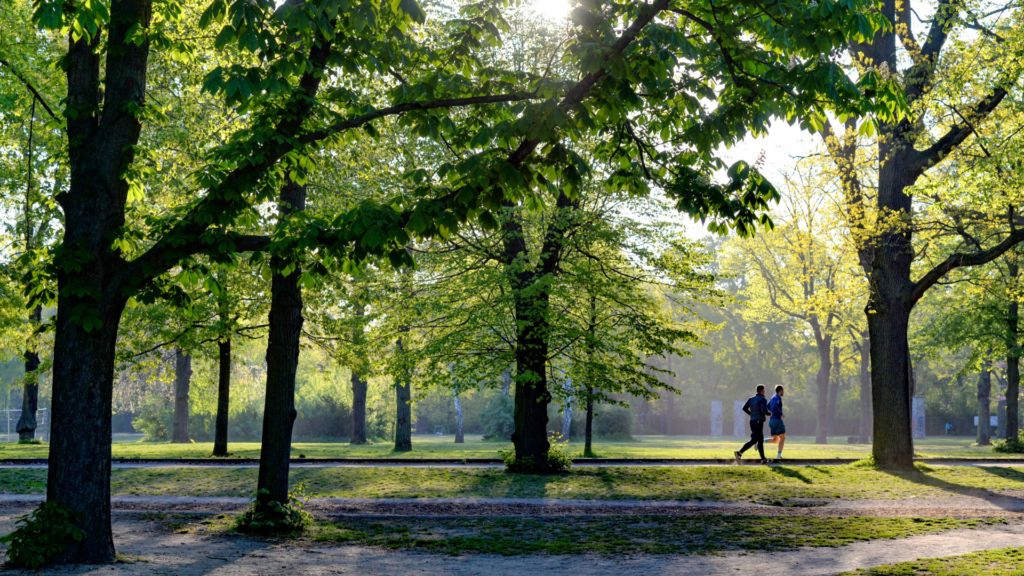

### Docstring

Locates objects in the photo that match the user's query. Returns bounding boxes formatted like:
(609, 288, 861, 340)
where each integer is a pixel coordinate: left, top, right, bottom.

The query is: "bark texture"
(454, 396, 464, 443)
(350, 369, 368, 444)
(858, 334, 872, 443)
(978, 359, 992, 446)
(172, 349, 192, 443)
(813, 333, 832, 444)
(584, 386, 594, 456)
(256, 180, 306, 507)
(16, 307, 42, 440)
(213, 338, 231, 456)
(394, 336, 412, 452)
(1007, 259, 1020, 441)
(827, 345, 841, 436)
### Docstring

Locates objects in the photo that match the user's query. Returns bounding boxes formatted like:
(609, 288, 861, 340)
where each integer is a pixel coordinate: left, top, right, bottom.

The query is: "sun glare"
(531, 0, 571, 21)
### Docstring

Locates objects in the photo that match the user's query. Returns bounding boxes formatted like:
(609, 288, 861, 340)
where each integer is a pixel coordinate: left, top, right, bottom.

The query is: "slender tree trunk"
(256, 179, 305, 508)
(1007, 259, 1020, 441)
(213, 338, 231, 456)
(17, 306, 42, 440)
(978, 358, 993, 446)
(454, 395, 464, 443)
(172, 349, 192, 443)
(393, 337, 412, 452)
(814, 335, 832, 444)
(561, 371, 573, 439)
(827, 345, 840, 436)
(585, 388, 595, 455)
(351, 370, 368, 444)
(859, 333, 871, 443)
(998, 399, 1007, 440)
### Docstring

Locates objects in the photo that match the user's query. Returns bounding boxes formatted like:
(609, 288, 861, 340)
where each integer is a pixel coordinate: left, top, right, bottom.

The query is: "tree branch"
(0, 59, 57, 119)
(911, 228, 1024, 305)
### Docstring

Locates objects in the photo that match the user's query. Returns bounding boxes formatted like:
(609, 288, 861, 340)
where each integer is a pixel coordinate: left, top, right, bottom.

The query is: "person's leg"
(776, 433, 786, 459)
(737, 421, 757, 458)
(754, 421, 766, 460)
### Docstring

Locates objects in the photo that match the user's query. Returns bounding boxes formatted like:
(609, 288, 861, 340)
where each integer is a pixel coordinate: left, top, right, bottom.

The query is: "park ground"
(0, 433, 1016, 460)
(2, 435, 1024, 574)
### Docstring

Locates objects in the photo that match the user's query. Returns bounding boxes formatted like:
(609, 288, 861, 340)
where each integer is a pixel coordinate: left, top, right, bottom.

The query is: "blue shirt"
(768, 394, 784, 420)
(742, 394, 771, 422)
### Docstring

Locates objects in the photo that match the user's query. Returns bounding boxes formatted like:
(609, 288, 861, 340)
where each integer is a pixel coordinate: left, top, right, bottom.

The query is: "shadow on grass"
(880, 465, 1024, 511)
(770, 466, 812, 484)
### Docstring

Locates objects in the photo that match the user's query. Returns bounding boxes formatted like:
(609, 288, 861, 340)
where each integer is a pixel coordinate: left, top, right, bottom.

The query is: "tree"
(820, 0, 1024, 467)
(12, 0, 895, 559)
(725, 163, 866, 443)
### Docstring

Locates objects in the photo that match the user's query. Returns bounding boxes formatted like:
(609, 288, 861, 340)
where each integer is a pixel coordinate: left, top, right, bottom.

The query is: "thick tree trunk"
(814, 337, 832, 444)
(827, 345, 840, 436)
(351, 370, 368, 444)
(859, 334, 871, 443)
(998, 399, 1007, 439)
(454, 396, 464, 443)
(172, 349, 192, 443)
(16, 306, 42, 440)
(256, 179, 305, 508)
(511, 296, 552, 468)
(978, 359, 992, 446)
(584, 385, 594, 456)
(868, 300, 915, 467)
(213, 338, 231, 456)
(393, 337, 412, 452)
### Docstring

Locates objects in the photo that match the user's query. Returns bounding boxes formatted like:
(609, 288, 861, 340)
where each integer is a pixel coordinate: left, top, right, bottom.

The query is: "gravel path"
(1, 516, 1022, 575)
(1, 493, 1022, 517)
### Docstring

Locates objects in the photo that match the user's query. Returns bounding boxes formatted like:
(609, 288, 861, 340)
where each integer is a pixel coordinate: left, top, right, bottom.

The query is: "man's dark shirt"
(742, 393, 771, 422)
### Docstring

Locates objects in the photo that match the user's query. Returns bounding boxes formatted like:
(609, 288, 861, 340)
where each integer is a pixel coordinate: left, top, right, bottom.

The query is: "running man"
(734, 384, 772, 464)
(765, 385, 786, 461)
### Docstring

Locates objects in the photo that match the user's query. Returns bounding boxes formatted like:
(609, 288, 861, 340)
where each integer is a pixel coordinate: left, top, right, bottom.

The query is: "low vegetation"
(185, 515, 1000, 556)
(1, 464, 1021, 501)
(846, 546, 1024, 575)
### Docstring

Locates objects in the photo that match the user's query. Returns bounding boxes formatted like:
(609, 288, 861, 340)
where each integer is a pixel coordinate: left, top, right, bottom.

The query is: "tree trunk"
(998, 399, 1007, 440)
(16, 306, 42, 440)
(859, 333, 871, 443)
(48, 296, 127, 563)
(172, 349, 192, 443)
(867, 297, 915, 467)
(561, 371, 573, 439)
(256, 179, 306, 508)
(393, 336, 412, 452)
(827, 345, 840, 436)
(1007, 260, 1020, 441)
(351, 370, 368, 444)
(584, 386, 594, 456)
(501, 369, 512, 395)
(454, 395, 464, 443)
(978, 358, 992, 446)
(213, 338, 231, 456)
(814, 335, 832, 444)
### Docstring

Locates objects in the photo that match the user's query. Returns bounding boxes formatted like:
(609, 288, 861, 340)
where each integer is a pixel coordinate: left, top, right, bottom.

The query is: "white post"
(912, 397, 926, 439)
(733, 400, 746, 437)
(711, 401, 723, 437)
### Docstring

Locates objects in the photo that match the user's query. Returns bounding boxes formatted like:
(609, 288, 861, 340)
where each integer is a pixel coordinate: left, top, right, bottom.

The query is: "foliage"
(593, 405, 634, 441)
(16, 438, 42, 445)
(235, 483, 313, 533)
(500, 432, 572, 473)
(993, 432, 1024, 454)
(0, 502, 85, 568)
(480, 394, 514, 441)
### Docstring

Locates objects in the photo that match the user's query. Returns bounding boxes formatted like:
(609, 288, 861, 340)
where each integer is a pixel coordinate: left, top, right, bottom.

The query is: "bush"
(293, 396, 351, 440)
(235, 483, 313, 533)
(0, 502, 86, 568)
(499, 432, 573, 473)
(134, 397, 173, 441)
(594, 404, 634, 440)
(994, 431, 1024, 453)
(17, 438, 43, 445)
(480, 394, 514, 440)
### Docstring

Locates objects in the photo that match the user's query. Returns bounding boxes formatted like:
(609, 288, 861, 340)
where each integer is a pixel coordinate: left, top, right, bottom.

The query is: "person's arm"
(742, 398, 752, 416)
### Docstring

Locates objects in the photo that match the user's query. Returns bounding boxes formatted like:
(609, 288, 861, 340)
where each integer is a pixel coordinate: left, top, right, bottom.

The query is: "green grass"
(845, 547, 1024, 575)
(0, 434, 1014, 460)
(186, 515, 998, 556)
(1, 463, 1022, 501)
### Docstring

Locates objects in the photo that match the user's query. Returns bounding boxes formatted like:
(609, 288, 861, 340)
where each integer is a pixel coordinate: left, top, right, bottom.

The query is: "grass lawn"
(185, 515, 999, 556)
(846, 547, 1024, 575)
(1, 463, 1022, 501)
(0, 434, 1014, 460)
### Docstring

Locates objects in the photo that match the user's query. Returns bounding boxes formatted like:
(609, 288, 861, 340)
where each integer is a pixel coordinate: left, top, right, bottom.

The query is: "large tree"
(820, 0, 1024, 467)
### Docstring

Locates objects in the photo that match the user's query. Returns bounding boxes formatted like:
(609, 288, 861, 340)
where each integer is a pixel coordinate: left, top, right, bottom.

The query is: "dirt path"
(1, 494, 1022, 517)
(1, 516, 1022, 575)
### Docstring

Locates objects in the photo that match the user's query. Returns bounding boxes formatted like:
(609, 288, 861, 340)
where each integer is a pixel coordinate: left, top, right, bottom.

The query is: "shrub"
(17, 438, 43, 445)
(994, 431, 1024, 453)
(594, 404, 634, 440)
(0, 502, 86, 568)
(480, 394, 514, 440)
(235, 483, 313, 533)
(134, 396, 173, 441)
(293, 396, 351, 440)
(499, 432, 573, 473)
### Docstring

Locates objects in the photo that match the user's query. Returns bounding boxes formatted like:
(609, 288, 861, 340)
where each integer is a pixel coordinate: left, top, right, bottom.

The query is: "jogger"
(734, 384, 772, 464)
(766, 385, 786, 461)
